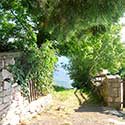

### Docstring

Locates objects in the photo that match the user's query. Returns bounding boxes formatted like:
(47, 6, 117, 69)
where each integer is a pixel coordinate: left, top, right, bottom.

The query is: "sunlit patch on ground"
(21, 87, 125, 125)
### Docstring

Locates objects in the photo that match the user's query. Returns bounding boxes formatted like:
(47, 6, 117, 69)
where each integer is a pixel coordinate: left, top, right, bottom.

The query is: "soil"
(21, 90, 125, 125)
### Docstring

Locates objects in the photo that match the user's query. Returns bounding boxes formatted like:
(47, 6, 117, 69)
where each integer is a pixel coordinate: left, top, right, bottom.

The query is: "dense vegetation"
(65, 25, 125, 87)
(1, 0, 125, 50)
(1, 0, 125, 95)
(10, 41, 57, 96)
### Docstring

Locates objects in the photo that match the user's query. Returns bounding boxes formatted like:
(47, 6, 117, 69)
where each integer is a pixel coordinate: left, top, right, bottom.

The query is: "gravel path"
(21, 91, 125, 125)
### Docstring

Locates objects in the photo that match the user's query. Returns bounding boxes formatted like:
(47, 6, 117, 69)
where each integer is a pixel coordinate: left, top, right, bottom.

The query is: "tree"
(64, 24, 125, 87)
(1, 0, 125, 95)
(0, 0, 37, 51)
(1, 0, 125, 49)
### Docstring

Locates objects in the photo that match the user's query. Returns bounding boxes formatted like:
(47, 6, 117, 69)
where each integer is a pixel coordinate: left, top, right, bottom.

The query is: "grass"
(52, 85, 74, 101)
(53, 85, 68, 92)
(52, 85, 102, 106)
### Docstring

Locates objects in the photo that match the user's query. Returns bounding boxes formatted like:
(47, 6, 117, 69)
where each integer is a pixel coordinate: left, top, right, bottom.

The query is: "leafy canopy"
(1, 0, 125, 92)
(11, 41, 57, 96)
(1, 0, 125, 49)
(64, 24, 125, 86)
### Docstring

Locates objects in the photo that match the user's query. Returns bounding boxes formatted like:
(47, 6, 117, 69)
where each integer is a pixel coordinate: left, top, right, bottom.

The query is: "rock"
(29, 101, 38, 113)
(9, 115, 20, 125)
(56, 105, 65, 111)
(2, 69, 13, 82)
(1, 94, 52, 125)
(2, 114, 20, 125)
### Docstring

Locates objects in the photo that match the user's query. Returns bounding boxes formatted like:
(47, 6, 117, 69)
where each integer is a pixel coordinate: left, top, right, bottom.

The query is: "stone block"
(0, 75, 3, 86)
(0, 109, 5, 119)
(0, 86, 3, 92)
(107, 97, 113, 102)
(6, 114, 20, 125)
(1, 93, 53, 125)
(0, 103, 9, 111)
(2, 105, 9, 116)
(0, 59, 3, 69)
(108, 79, 114, 83)
(29, 101, 38, 113)
(117, 89, 121, 97)
(5, 57, 15, 66)
(115, 97, 121, 102)
(2, 69, 13, 82)
(112, 88, 118, 97)
(112, 82, 120, 88)
(0, 91, 4, 97)
(3, 90, 11, 96)
(12, 87, 21, 99)
(0, 98, 3, 105)
(3, 81, 11, 90)
(3, 95, 11, 103)
(0, 59, 2, 63)
(113, 103, 121, 110)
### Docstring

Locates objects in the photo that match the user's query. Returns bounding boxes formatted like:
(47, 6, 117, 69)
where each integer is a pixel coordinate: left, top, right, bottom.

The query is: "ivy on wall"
(10, 41, 57, 96)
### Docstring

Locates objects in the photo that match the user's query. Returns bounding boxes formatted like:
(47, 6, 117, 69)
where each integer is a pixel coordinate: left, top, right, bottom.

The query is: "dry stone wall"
(100, 75, 123, 110)
(1, 85, 52, 125)
(0, 53, 52, 125)
(0, 52, 18, 121)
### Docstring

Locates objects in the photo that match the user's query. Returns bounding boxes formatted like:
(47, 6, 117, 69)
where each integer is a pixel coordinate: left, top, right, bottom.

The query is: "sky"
(53, 56, 73, 88)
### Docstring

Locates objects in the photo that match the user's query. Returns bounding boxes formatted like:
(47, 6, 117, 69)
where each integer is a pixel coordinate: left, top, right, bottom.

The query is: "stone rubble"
(1, 92, 52, 125)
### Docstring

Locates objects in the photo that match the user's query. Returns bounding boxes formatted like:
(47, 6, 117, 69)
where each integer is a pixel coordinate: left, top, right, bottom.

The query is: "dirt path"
(21, 90, 125, 125)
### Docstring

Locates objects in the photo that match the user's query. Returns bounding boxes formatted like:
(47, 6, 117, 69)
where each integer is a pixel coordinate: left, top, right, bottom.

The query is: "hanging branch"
(10, 10, 36, 41)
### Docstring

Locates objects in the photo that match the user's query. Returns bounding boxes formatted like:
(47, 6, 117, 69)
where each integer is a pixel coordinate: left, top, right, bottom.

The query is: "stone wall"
(100, 75, 123, 110)
(1, 84, 52, 125)
(0, 52, 52, 125)
(0, 52, 19, 121)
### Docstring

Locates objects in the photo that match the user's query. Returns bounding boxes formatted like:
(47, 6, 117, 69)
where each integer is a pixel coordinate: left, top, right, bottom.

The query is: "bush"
(11, 41, 57, 96)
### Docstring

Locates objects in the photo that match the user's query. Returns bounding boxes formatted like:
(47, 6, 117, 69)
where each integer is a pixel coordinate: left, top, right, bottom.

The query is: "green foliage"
(52, 87, 74, 102)
(1, 0, 125, 95)
(120, 62, 125, 78)
(53, 85, 66, 92)
(0, 0, 37, 51)
(21, 0, 125, 27)
(11, 41, 57, 96)
(65, 24, 125, 87)
(1, 0, 125, 49)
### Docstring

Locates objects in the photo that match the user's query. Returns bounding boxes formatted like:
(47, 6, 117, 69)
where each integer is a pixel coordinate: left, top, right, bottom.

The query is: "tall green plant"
(65, 24, 125, 88)
(1, 0, 125, 50)
(11, 41, 57, 96)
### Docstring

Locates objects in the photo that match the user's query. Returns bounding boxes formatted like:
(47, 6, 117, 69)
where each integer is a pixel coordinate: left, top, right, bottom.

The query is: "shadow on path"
(74, 89, 125, 118)
(75, 104, 125, 118)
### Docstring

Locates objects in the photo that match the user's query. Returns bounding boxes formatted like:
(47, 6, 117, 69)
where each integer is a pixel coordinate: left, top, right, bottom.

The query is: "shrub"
(11, 41, 57, 97)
